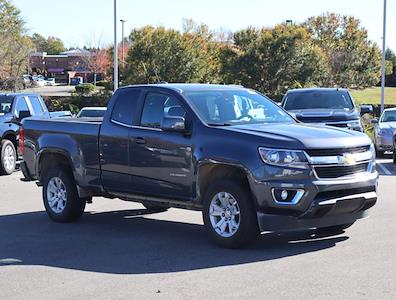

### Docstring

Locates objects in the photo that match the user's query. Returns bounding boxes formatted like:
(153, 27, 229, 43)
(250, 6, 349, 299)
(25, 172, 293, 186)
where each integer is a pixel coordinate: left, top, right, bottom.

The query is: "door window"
(28, 96, 45, 115)
(111, 89, 141, 126)
(14, 97, 30, 116)
(140, 93, 186, 129)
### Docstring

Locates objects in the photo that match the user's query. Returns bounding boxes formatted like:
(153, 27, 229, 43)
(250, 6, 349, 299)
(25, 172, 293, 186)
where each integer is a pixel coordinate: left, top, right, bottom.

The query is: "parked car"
(49, 111, 73, 118)
(20, 84, 378, 248)
(33, 78, 47, 87)
(372, 108, 396, 157)
(76, 107, 107, 118)
(46, 78, 56, 86)
(70, 77, 83, 86)
(281, 88, 371, 132)
(0, 93, 50, 175)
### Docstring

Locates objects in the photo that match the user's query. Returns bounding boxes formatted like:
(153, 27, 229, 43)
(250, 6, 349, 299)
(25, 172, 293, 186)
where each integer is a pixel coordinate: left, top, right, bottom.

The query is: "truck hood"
(289, 109, 359, 123)
(378, 121, 396, 130)
(222, 123, 371, 149)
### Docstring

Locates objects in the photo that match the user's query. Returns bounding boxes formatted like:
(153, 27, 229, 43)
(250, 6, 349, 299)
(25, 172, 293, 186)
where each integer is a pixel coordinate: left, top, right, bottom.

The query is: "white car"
(76, 107, 107, 118)
(372, 108, 396, 156)
(46, 78, 56, 86)
(33, 78, 47, 87)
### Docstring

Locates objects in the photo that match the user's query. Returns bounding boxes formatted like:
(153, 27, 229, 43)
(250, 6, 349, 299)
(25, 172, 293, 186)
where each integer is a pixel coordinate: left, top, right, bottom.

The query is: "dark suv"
(0, 93, 49, 175)
(281, 88, 370, 132)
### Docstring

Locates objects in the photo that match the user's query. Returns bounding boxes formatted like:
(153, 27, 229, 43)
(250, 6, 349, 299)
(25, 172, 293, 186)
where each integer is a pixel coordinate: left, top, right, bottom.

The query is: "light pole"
(380, 0, 387, 113)
(113, 0, 118, 92)
(120, 19, 126, 69)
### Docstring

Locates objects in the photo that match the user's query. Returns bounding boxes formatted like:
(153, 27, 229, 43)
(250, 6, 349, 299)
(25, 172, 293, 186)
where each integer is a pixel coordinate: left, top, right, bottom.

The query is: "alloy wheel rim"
(3, 145, 15, 172)
(209, 192, 241, 238)
(47, 177, 67, 214)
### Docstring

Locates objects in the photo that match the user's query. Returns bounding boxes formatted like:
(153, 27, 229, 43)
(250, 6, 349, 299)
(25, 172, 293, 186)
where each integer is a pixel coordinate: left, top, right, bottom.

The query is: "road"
(0, 158, 395, 299)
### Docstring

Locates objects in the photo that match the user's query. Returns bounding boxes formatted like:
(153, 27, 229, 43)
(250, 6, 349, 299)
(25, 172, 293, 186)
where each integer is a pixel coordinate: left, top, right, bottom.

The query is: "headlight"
(347, 120, 362, 129)
(258, 147, 309, 169)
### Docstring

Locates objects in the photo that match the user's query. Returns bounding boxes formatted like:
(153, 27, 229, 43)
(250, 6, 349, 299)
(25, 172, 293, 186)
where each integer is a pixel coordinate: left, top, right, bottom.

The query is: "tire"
(376, 148, 384, 158)
(142, 203, 169, 213)
(42, 166, 86, 222)
(317, 222, 355, 234)
(393, 151, 396, 164)
(202, 178, 259, 248)
(0, 139, 17, 175)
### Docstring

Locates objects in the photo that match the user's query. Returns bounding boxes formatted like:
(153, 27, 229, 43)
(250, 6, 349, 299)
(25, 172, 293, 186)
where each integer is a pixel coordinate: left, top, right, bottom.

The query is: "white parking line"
(377, 163, 392, 175)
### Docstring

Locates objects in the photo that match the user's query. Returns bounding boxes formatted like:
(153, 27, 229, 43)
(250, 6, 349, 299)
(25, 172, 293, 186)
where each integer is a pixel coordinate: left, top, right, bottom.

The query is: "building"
(29, 49, 102, 84)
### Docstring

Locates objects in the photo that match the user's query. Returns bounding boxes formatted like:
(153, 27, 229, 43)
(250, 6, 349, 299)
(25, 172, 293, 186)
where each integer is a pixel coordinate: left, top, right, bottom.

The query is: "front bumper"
(250, 166, 378, 232)
(375, 135, 394, 151)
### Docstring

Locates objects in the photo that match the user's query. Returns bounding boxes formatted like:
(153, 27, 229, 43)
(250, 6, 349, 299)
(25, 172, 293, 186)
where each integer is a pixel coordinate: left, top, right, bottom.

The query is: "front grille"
(314, 163, 369, 179)
(315, 186, 376, 201)
(306, 146, 370, 157)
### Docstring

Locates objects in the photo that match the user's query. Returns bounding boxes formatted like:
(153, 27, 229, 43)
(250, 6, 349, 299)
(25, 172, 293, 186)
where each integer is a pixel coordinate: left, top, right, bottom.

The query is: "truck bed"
(22, 117, 102, 184)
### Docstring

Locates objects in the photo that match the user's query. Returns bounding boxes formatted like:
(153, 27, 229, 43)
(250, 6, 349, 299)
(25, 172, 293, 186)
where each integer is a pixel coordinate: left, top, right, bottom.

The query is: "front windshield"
(0, 96, 13, 115)
(284, 91, 354, 110)
(381, 111, 396, 122)
(184, 89, 294, 126)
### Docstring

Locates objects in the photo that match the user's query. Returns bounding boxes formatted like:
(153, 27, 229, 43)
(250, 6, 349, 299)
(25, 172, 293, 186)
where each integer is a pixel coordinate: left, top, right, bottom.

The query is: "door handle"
(135, 137, 146, 144)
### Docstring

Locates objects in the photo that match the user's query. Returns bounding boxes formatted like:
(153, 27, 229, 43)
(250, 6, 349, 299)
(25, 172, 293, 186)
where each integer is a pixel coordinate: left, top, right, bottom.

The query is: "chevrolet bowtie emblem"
(339, 153, 356, 165)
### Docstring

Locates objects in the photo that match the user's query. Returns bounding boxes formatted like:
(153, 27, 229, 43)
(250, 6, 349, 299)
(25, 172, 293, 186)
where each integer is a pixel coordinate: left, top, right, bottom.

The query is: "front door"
(129, 91, 194, 200)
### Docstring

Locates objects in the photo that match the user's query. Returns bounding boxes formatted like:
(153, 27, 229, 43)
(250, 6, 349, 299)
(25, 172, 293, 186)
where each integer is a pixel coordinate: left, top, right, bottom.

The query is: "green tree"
(0, 0, 33, 89)
(31, 33, 66, 54)
(385, 48, 396, 66)
(123, 21, 222, 84)
(305, 13, 381, 88)
(219, 25, 327, 99)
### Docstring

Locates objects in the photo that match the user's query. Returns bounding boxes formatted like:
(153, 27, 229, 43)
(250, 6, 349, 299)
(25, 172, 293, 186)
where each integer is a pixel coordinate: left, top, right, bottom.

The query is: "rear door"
(129, 90, 194, 200)
(99, 88, 142, 193)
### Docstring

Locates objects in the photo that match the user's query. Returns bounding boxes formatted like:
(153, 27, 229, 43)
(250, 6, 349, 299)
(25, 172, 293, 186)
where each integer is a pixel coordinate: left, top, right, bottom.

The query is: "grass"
(351, 87, 396, 105)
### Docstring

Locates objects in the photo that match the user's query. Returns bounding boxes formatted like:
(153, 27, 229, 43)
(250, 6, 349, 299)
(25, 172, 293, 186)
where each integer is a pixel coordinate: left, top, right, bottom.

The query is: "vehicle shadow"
(0, 209, 348, 274)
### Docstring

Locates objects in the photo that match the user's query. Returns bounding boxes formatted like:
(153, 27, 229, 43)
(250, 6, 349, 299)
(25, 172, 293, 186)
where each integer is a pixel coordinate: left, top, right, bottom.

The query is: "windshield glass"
(0, 95, 14, 115)
(184, 89, 294, 126)
(77, 109, 106, 118)
(381, 110, 396, 122)
(284, 91, 354, 110)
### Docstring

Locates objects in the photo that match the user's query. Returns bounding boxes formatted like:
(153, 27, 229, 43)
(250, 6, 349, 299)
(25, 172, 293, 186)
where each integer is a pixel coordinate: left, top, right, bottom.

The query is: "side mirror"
(161, 116, 186, 133)
(17, 110, 31, 122)
(371, 118, 379, 124)
(360, 105, 373, 115)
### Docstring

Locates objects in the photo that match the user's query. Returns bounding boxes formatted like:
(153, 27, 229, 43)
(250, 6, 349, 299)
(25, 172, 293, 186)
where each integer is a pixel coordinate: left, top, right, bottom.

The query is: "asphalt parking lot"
(1, 158, 396, 299)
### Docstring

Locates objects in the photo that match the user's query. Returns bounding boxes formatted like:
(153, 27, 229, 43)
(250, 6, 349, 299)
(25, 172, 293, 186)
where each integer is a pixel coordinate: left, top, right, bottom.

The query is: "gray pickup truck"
(20, 84, 378, 248)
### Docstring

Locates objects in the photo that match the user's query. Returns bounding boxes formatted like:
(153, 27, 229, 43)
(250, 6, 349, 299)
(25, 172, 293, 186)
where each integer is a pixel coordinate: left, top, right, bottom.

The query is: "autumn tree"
(305, 13, 381, 88)
(219, 25, 327, 99)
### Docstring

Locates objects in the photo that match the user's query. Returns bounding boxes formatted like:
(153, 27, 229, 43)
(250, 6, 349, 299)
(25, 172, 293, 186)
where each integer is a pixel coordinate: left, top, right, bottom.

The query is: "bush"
(75, 83, 95, 95)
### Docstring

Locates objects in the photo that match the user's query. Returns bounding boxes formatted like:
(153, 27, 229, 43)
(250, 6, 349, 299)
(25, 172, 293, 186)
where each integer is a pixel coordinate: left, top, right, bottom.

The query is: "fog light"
(272, 188, 305, 205)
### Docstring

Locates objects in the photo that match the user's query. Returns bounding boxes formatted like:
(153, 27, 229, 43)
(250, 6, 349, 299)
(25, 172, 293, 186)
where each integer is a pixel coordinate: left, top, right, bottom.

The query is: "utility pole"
(380, 0, 387, 113)
(120, 19, 126, 69)
(113, 0, 118, 92)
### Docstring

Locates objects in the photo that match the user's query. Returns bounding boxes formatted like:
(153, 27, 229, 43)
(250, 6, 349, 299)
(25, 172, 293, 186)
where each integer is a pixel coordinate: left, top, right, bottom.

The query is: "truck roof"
(119, 83, 247, 93)
(286, 88, 349, 93)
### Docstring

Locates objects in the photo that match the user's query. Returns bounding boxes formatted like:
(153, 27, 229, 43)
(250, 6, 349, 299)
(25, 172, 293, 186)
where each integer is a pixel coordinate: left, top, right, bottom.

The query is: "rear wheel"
(202, 179, 259, 248)
(0, 139, 16, 175)
(42, 166, 86, 222)
(376, 147, 384, 158)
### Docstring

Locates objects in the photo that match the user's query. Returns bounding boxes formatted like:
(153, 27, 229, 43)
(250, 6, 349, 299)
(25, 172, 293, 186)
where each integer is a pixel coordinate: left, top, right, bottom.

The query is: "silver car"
(373, 108, 396, 156)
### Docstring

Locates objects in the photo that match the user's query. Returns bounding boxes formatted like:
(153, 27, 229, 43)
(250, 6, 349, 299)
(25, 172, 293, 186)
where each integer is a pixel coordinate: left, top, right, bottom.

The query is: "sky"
(13, 0, 396, 51)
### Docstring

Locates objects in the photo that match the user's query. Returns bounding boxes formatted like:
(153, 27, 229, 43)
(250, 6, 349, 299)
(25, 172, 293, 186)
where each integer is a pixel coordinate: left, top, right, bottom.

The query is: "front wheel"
(42, 166, 86, 222)
(0, 139, 17, 175)
(202, 179, 259, 248)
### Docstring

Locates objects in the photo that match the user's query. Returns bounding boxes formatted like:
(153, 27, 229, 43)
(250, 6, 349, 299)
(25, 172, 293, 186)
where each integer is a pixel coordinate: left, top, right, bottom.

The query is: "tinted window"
(0, 95, 14, 114)
(381, 110, 396, 122)
(28, 96, 45, 115)
(284, 91, 354, 110)
(111, 89, 141, 125)
(140, 93, 185, 128)
(14, 97, 30, 115)
(184, 89, 293, 126)
(78, 109, 106, 118)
